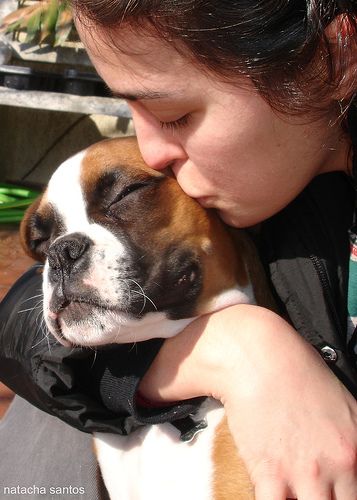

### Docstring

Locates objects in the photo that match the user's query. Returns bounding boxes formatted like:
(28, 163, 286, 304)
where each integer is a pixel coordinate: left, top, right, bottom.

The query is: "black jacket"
(259, 171, 357, 397)
(0, 171, 356, 436)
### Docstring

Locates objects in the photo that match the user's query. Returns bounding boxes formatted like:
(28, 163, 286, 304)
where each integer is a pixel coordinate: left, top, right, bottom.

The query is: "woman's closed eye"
(159, 113, 191, 131)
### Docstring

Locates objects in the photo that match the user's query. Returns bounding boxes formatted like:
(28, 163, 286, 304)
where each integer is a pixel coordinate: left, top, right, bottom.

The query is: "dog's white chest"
(94, 401, 225, 500)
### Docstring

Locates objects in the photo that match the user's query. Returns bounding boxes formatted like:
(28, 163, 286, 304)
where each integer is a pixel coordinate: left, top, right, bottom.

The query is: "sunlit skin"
(77, 23, 351, 228)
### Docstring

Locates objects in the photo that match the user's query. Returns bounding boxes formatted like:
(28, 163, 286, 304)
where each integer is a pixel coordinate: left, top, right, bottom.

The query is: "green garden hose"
(0, 183, 40, 224)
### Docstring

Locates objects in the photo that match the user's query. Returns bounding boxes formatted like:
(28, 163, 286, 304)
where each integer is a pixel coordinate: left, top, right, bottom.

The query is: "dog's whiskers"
(37, 312, 52, 353)
(31, 323, 51, 350)
(113, 322, 122, 344)
(23, 297, 53, 352)
(128, 341, 138, 354)
(126, 279, 158, 312)
(90, 349, 98, 369)
(17, 298, 44, 315)
(20, 292, 43, 305)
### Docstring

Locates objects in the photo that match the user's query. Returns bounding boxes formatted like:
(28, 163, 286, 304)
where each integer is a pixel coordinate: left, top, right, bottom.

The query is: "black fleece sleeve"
(0, 266, 204, 435)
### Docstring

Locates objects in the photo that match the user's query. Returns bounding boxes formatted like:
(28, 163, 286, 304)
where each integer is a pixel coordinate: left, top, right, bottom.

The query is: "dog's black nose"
(48, 233, 92, 276)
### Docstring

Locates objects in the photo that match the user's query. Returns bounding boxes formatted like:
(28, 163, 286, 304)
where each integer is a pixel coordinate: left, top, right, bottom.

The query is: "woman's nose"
(129, 105, 187, 171)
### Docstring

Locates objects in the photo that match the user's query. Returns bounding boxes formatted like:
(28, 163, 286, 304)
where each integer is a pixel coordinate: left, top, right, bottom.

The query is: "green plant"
(1, 0, 74, 47)
(0, 183, 40, 224)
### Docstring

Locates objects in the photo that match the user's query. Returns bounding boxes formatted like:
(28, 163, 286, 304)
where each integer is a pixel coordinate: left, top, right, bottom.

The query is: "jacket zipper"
(309, 254, 345, 343)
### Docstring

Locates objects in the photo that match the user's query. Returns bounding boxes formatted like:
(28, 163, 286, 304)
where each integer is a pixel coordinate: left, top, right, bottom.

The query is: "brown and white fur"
(21, 136, 274, 500)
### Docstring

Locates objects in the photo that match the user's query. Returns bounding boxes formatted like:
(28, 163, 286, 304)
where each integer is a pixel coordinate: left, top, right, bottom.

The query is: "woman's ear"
(324, 13, 357, 101)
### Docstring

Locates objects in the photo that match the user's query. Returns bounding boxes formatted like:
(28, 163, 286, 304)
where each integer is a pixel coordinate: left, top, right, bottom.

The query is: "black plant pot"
(0, 64, 109, 97)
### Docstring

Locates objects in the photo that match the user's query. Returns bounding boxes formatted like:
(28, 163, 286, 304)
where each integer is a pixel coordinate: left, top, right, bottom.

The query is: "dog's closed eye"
(109, 182, 151, 208)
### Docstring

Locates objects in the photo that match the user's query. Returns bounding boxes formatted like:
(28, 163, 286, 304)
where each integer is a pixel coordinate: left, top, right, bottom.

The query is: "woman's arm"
(139, 304, 357, 500)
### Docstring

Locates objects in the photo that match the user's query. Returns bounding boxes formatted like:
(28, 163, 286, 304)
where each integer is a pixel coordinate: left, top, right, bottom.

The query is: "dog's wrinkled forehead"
(47, 150, 87, 232)
(46, 137, 163, 232)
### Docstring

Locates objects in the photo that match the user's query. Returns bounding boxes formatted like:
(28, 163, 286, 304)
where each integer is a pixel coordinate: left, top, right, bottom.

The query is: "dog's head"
(21, 137, 254, 347)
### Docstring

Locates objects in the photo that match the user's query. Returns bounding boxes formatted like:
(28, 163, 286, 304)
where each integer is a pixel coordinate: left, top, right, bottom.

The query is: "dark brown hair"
(72, 1, 357, 114)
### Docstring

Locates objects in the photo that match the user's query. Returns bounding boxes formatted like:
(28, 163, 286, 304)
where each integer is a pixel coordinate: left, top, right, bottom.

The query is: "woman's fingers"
(254, 478, 331, 500)
(290, 480, 330, 500)
(253, 460, 357, 500)
(333, 471, 357, 500)
(253, 470, 331, 500)
(254, 478, 289, 500)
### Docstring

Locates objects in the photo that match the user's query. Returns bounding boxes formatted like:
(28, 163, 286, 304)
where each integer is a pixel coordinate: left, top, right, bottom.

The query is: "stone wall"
(0, 106, 135, 184)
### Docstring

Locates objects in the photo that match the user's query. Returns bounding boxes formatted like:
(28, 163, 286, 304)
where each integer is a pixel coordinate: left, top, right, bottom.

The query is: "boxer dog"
(21, 136, 274, 500)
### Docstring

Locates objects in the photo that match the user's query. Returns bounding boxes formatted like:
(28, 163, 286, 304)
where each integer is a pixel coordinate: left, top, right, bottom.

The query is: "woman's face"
(78, 25, 350, 227)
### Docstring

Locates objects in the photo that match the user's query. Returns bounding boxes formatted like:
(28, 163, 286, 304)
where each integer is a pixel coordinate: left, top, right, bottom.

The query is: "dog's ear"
(20, 194, 47, 263)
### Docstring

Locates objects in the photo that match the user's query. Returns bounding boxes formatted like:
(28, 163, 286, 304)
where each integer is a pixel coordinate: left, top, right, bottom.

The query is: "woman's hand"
(139, 304, 357, 499)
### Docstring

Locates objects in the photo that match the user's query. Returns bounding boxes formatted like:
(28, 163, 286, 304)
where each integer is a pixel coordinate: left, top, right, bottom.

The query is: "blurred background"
(0, 0, 134, 417)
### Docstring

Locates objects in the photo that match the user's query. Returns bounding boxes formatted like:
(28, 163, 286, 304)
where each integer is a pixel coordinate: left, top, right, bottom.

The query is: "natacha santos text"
(3, 485, 85, 495)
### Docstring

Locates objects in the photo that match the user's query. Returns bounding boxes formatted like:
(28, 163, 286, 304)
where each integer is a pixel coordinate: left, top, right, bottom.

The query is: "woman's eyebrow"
(111, 90, 174, 101)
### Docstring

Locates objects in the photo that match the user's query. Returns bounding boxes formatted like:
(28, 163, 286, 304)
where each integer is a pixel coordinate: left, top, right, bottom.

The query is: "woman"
(1, 1, 357, 499)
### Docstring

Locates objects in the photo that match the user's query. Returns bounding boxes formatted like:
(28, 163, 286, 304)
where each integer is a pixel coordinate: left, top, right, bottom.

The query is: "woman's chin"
(218, 209, 244, 228)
